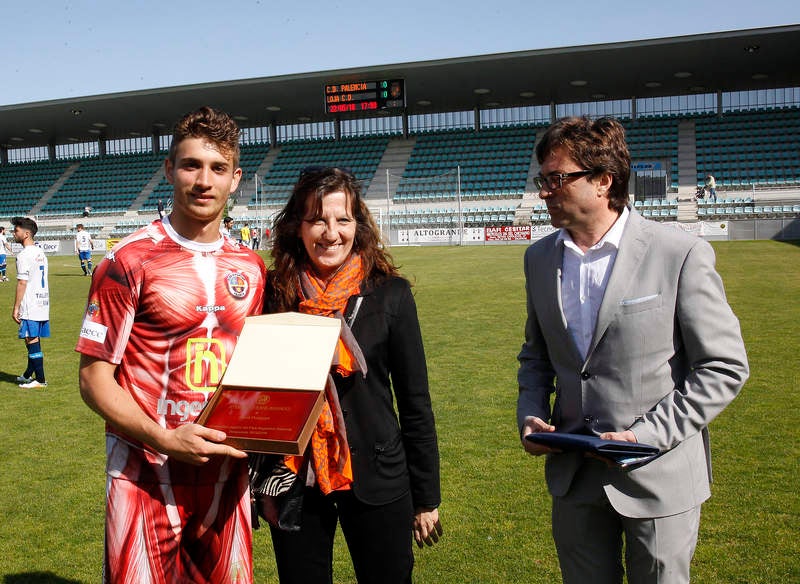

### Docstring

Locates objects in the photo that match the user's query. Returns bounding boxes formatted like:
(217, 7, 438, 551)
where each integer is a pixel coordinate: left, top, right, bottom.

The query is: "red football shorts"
(104, 468, 253, 584)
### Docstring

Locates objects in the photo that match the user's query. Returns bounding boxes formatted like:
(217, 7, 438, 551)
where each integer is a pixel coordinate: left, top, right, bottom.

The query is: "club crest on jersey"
(225, 272, 249, 299)
(86, 300, 100, 318)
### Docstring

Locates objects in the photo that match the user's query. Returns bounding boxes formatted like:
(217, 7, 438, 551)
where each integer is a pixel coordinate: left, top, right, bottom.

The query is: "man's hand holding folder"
(524, 430, 660, 470)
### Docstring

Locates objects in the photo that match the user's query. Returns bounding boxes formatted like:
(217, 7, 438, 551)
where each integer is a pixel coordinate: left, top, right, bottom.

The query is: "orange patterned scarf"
(284, 253, 366, 494)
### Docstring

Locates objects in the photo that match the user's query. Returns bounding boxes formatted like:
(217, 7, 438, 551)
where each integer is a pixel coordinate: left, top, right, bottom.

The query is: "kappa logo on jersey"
(225, 272, 249, 299)
(185, 338, 227, 391)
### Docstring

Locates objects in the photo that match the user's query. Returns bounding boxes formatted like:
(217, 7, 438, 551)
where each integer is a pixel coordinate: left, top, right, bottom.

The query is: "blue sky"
(1, 0, 798, 106)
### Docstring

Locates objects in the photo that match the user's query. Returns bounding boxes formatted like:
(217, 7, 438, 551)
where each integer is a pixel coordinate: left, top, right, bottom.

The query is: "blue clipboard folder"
(525, 432, 660, 469)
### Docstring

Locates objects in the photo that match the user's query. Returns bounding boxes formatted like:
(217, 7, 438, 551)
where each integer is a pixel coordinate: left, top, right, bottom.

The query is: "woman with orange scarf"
(250, 167, 442, 584)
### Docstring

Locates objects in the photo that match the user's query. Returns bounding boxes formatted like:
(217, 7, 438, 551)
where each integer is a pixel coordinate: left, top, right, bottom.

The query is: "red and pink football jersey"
(76, 218, 265, 483)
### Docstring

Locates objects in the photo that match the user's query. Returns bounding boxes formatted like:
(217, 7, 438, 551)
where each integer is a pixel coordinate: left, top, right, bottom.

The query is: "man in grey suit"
(517, 117, 748, 584)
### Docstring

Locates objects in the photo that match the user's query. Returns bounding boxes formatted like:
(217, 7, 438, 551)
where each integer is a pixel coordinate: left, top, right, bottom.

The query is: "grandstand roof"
(2, 24, 799, 150)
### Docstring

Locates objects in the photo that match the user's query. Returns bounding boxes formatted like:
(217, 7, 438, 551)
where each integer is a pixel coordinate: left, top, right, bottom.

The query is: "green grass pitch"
(0, 240, 797, 583)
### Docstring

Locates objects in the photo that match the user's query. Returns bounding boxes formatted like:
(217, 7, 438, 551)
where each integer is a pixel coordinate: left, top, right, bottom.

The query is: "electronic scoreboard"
(324, 79, 405, 114)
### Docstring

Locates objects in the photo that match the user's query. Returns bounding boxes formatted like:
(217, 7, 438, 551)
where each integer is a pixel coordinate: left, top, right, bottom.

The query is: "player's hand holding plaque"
(197, 312, 341, 454)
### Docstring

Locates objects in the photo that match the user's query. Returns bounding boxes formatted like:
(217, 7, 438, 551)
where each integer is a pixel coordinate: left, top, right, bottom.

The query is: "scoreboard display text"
(324, 79, 405, 114)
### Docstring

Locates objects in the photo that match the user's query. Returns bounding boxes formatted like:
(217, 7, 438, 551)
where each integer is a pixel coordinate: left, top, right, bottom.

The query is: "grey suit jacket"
(517, 210, 749, 518)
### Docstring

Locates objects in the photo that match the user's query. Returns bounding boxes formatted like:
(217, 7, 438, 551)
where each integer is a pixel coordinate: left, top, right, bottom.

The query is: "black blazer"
(267, 276, 441, 509)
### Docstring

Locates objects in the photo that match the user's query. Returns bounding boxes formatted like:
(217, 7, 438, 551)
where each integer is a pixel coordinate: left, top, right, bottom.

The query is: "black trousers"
(269, 487, 414, 584)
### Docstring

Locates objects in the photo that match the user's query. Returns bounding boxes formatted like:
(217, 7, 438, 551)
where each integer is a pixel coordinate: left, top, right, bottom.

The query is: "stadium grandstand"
(1, 25, 798, 250)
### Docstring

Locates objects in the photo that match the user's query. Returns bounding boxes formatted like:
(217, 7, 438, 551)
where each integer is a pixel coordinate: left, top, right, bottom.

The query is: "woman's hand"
(413, 507, 443, 548)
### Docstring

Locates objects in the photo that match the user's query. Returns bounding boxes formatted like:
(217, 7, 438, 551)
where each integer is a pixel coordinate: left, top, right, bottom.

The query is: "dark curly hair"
(536, 116, 631, 213)
(168, 106, 240, 168)
(267, 167, 399, 311)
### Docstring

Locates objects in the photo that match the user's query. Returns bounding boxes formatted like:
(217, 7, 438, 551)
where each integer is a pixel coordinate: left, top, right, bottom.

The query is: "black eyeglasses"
(533, 170, 593, 191)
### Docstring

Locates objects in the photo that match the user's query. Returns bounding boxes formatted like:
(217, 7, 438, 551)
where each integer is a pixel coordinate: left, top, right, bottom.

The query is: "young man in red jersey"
(77, 106, 265, 584)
